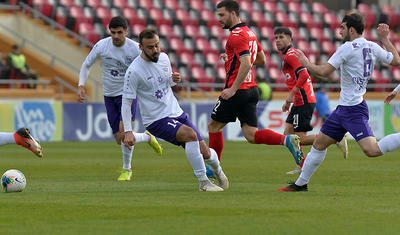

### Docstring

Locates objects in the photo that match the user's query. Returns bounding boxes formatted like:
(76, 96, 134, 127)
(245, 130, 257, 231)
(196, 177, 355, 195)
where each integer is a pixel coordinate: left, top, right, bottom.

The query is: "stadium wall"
(1, 100, 399, 142)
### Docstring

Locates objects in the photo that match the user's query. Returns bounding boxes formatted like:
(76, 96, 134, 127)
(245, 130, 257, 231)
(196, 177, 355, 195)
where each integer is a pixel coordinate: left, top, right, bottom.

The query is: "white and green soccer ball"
(1, 169, 26, 193)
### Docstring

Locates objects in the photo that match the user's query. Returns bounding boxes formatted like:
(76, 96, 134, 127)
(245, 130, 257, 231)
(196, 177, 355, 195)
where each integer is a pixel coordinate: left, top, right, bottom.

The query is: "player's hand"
(172, 72, 181, 83)
(77, 86, 88, 103)
(384, 91, 398, 104)
(294, 49, 310, 67)
(377, 23, 390, 40)
(282, 101, 291, 112)
(220, 87, 236, 100)
(220, 53, 227, 61)
(124, 131, 136, 150)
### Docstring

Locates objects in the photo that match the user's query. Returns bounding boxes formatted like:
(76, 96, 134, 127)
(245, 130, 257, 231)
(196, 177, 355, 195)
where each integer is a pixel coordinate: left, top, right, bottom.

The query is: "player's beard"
(342, 29, 351, 43)
(222, 17, 233, 29)
(144, 50, 160, 63)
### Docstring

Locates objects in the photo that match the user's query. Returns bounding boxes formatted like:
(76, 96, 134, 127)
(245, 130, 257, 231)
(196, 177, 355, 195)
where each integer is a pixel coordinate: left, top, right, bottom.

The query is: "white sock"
(121, 143, 134, 170)
(185, 141, 207, 181)
(133, 133, 150, 143)
(0, 133, 15, 146)
(204, 148, 221, 174)
(377, 133, 400, 154)
(295, 146, 327, 186)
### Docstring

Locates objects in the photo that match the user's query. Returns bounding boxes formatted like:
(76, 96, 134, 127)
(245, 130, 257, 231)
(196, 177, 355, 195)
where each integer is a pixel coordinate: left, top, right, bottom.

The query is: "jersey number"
(362, 48, 372, 78)
(245, 40, 258, 82)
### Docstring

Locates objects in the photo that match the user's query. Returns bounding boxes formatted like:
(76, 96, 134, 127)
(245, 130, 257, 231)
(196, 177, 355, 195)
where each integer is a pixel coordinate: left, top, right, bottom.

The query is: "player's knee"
(181, 127, 198, 142)
(363, 148, 381, 157)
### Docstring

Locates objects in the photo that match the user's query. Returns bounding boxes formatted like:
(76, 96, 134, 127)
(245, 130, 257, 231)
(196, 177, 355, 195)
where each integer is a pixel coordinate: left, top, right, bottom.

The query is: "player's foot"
(337, 133, 349, 159)
(117, 169, 132, 181)
(206, 165, 215, 178)
(285, 135, 303, 165)
(145, 130, 162, 156)
(199, 180, 223, 192)
(286, 165, 302, 175)
(210, 168, 229, 189)
(14, 128, 43, 157)
(277, 183, 308, 192)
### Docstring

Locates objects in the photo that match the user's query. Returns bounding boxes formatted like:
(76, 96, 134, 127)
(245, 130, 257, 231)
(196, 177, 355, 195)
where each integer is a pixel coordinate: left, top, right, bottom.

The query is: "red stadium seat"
(204, 51, 222, 66)
(70, 5, 92, 32)
(300, 12, 322, 29)
(164, 0, 178, 9)
(195, 37, 218, 54)
(184, 24, 200, 39)
(275, 11, 298, 28)
(79, 22, 100, 44)
(59, 0, 74, 7)
(391, 68, 400, 82)
(175, 8, 198, 27)
(288, 1, 301, 14)
(149, 7, 172, 27)
(159, 24, 175, 38)
(200, 9, 219, 27)
(323, 12, 341, 30)
(179, 51, 196, 66)
(138, 0, 153, 8)
(33, 0, 53, 17)
(210, 24, 226, 39)
(96, 6, 112, 26)
(239, 1, 252, 12)
(190, 65, 214, 91)
(131, 24, 145, 37)
(113, 0, 127, 8)
(268, 67, 286, 91)
(190, 0, 205, 11)
(263, 1, 277, 14)
(216, 64, 226, 81)
(260, 26, 274, 40)
(296, 40, 312, 56)
(309, 27, 326, 42)
(123, 8, 147, 27)
(86, 0, 101, 8)
(169, 37, 192, 55)
(312, 2, 327, 15)
(321, 41, 336, 56)
(382, 5, 399, 29)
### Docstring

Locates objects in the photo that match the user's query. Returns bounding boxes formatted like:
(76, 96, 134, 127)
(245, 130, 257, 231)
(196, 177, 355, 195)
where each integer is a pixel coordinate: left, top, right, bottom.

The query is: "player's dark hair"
(273, 27, 292, 38)
(342, 11, 364, 35)
(217, 0, 240, 16)
(108, 16, 128, 30)
(139, 28, 158, 44)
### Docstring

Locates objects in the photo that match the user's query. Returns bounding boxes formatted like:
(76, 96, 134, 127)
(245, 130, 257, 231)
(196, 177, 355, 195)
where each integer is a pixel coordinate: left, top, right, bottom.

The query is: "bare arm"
(220, 55, 251, 100)
(253, 50, 266, 66)
(377, 24, 400, 66)
(294, 49, 336, 77)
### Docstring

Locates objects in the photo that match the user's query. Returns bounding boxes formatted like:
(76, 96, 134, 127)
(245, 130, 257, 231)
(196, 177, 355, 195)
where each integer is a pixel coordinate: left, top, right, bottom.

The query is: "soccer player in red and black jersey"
(275, 27, 348, 174)
(207, 0, 304, 168)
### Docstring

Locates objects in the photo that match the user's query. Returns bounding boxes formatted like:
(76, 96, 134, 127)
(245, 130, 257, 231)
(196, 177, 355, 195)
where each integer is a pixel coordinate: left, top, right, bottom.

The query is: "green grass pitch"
(1, 140, 400, 234)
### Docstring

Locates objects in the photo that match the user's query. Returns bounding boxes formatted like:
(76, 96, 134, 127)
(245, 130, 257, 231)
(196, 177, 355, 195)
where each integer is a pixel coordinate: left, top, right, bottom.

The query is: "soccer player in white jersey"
(0, 128, 42, 157)
(77, 16, 162, 181)
(277, 11, 400, 191)
(122, 28, 228, 191)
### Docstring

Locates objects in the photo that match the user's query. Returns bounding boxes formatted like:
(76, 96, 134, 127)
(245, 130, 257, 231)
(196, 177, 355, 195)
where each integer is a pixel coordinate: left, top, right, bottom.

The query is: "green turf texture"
(1, 141, 399, 234)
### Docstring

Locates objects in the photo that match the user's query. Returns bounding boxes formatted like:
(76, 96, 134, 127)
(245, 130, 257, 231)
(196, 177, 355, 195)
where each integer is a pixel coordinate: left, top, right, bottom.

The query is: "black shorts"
(211, 87, 259, 127)
(286, 103, 316, 132)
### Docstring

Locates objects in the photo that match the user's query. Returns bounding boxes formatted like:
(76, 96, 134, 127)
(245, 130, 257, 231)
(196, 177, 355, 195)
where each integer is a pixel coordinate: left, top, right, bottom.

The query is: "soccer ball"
(1, 169, 26, 193)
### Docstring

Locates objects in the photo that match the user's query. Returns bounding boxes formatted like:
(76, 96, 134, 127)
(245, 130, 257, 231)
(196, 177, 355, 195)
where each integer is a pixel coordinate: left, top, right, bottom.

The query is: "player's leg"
(200, 140, 229, 189)
(2, 128, 43, 157)
(147, 114, 222, 191)
(105, 96, 134, 181)
(208, 118, 226, 161)
(277, 132, 335, 191)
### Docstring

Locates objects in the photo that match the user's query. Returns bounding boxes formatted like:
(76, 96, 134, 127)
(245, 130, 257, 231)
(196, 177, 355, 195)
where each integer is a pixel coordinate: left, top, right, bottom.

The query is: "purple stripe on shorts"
(321, 100, 374, 142)
(146, 112, 203, 147)
(104, 95, 137, 134)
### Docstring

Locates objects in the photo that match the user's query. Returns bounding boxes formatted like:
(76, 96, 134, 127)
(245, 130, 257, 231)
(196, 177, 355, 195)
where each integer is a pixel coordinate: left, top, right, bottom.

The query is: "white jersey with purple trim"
(122, 53, 183, 127)
(328, 37, 393, 106)
(78, 37, 141, 97)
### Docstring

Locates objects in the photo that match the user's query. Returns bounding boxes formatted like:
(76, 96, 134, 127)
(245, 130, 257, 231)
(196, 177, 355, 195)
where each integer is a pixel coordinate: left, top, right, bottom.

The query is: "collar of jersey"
(283, 44, 293, 55)
(230, 22, 247, 31)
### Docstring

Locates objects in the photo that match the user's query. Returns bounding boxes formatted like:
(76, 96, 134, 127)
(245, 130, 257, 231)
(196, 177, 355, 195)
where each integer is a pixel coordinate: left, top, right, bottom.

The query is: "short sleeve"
(372, 42, 393, 64)
(123, 68, 138, 99)
(230, 34, 250, 57)
(328, 43, 350, 69)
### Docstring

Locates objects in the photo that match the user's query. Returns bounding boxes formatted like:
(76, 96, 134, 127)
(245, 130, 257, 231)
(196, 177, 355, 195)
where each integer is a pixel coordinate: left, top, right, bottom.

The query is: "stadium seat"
(179, 51, 196, 66)
(309, 27, 325, 42)
(391, 68, 400, 82)
(200, 9, 219, 28)
(198, 25, 211, 40)
(357, 3, 376, 29)
(323, 12, 341, 30)
(96, 6, 112, 26)
(275, 11, 298, 28)
(164, 0, 178, 9)
(296, 40, 312, 56)
(210, 24, 226, 39)
(250, 10, 273, 28)
(59, 0, 74, 7)
(268, 67, 286, 91)
(149, 7, 172, 27)
(70, 5, 92, 32)
(382, 5, 399, 29)
(195, 37, 217, 54)
(138, 0, 152, 8)
(190, 0, 205, 11)
(204, 51, 222, 66)
(169, 37, 193, 55)
(123, 8, 147, 27)
(101, 0, 112, 8)
(184, 24, 201, 39)
(300, 12, 322, 29)
(33, 0, 53, 17)
(131, 24, 145, 37)
(86, 0, 101, 8)
(312, 2, 327, 15)
(190, 65, 214, 91)
(263, 1, 277, 14)
(159, 24, 175, 38)
(113, 0, 127, 8)
(321, 41, 335, 56)
(259, 26, 274, 40)
(216, 64, 226, 82)
(175, 8, 198, 26)
(79, 22, 100, 44)
(288, 1, 302, 14)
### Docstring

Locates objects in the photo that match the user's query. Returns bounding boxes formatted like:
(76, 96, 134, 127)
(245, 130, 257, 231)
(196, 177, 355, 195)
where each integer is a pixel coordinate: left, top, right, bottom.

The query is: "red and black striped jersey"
(224, 22, 262, 90)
